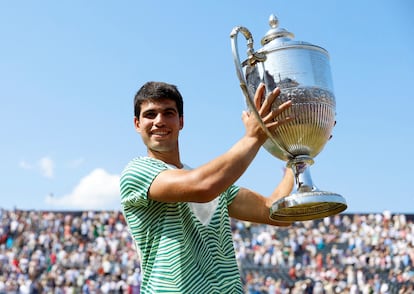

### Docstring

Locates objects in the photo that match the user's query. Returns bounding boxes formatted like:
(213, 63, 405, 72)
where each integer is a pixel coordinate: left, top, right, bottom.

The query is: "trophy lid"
(260, 14, 327, 54)
(261, 14, 295, 45)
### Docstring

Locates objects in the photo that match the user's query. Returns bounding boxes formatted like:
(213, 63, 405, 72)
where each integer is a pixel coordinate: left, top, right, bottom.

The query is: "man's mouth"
(151, 130, 169, 137)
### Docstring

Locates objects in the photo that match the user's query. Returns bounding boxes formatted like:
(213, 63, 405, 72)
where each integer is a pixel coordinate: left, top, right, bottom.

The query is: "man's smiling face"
(135, 98, 183, 154)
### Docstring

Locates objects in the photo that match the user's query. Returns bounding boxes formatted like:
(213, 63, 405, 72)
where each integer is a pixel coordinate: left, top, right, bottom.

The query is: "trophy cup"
(230, 14, 347, 222)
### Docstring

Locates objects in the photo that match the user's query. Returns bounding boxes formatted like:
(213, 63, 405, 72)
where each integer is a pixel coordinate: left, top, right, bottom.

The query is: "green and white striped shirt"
(120, 157, 243, 293)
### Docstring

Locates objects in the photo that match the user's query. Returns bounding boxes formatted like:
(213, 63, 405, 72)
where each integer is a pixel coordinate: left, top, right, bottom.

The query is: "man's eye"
(144, 113, 156, 118)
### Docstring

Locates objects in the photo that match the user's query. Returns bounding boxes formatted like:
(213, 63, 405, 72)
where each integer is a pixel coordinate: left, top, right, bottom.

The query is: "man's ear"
(134, 117, 141, 133)
(179, 116, 184, 130)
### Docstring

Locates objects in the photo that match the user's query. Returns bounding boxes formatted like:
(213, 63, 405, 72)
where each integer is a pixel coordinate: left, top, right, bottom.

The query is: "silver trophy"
(230, 14, 347, 222)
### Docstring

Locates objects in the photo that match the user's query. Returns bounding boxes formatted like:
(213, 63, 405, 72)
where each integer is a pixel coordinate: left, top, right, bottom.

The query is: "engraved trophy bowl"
(230, 14, 347, 222)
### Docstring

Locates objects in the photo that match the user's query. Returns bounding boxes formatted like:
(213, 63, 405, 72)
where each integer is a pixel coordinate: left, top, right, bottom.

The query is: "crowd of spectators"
(233, 212, 414, 293)
(0, 208, 413, 293)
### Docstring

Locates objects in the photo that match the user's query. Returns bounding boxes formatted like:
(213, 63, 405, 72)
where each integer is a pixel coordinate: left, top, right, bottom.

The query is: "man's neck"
(147, 150, 183, 169)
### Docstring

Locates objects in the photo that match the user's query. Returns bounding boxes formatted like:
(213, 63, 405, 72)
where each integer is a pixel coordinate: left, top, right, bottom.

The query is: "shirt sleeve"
(119, 157, 168, 208)
(225, 184, 240, 206)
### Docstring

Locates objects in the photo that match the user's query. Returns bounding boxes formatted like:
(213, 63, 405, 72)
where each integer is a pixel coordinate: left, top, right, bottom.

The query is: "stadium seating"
(0, 209, 413, 293)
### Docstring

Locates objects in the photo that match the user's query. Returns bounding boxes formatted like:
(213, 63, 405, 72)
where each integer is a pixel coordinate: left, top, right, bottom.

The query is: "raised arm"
(148, 84, 292, 203)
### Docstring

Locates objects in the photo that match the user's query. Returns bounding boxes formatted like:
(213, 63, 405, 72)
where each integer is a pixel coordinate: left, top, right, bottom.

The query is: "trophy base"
(270, 191, 347, 222)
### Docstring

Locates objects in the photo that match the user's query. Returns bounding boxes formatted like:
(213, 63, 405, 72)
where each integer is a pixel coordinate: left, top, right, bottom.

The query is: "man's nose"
(154, 113, 165, 125)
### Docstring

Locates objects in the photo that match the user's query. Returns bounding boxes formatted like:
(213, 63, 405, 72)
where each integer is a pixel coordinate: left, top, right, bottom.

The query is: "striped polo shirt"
(120, 157, 243, 293)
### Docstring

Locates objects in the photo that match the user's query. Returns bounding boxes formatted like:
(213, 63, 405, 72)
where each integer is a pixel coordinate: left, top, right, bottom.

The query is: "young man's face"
(134, 98, 183, 154)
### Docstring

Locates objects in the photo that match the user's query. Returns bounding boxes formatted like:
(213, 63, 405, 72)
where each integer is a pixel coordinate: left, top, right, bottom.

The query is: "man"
(120, 81, 293, 293)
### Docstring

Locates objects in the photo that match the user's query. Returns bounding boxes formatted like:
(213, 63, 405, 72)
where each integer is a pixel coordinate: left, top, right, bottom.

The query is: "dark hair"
(134, 81, 184, 118)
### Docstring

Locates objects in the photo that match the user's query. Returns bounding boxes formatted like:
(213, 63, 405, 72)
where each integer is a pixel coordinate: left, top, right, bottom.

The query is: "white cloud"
(19, 156, 55, 178)
(39, 156, 54, 178)
(45, 168, 121, 210)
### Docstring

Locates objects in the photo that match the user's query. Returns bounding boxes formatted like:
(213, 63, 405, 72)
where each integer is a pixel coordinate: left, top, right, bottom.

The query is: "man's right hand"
(242, 83, 293, 145)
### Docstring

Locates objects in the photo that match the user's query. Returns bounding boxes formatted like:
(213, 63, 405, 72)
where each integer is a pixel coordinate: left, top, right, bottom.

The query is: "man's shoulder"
(119, 157, 169, 202)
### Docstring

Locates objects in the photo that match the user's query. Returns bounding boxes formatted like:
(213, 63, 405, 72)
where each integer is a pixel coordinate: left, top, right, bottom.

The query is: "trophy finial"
(261, 14, 294, 46)
(269, 14, 279, 29)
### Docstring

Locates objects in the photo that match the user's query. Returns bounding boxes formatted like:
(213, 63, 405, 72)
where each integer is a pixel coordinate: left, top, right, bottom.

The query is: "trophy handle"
(230, 26, 291, 159)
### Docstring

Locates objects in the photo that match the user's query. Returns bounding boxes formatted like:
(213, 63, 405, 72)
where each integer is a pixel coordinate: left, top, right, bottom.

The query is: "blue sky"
(1, 1, 413, 214)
